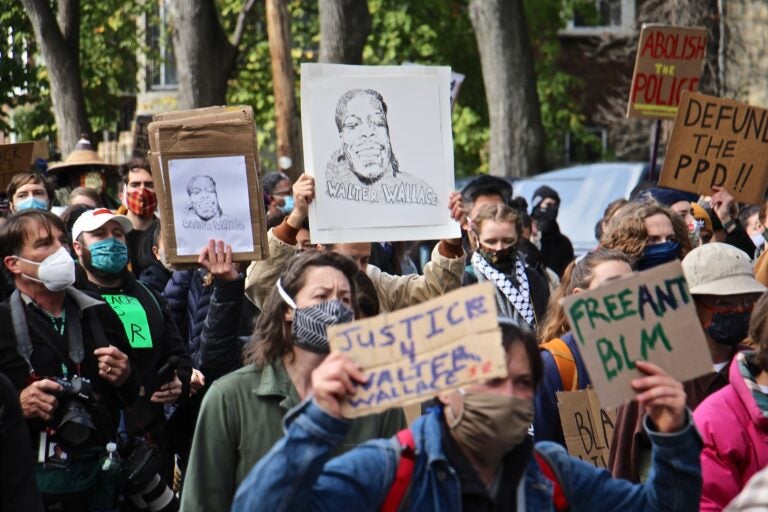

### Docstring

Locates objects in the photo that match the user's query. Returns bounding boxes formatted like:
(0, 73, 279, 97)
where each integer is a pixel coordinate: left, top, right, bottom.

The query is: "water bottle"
(94, 442, 122, 511)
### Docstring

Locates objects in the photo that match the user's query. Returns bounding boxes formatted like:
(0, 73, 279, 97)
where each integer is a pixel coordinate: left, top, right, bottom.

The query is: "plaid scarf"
(471, 251, 535, 328)
(738, 351, 768, 417)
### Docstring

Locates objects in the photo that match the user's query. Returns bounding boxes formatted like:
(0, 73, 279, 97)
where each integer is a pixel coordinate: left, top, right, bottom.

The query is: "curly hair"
(601, 200, 691, 262)
(537, 249, 631, 343)
(243, 251, 360, 367)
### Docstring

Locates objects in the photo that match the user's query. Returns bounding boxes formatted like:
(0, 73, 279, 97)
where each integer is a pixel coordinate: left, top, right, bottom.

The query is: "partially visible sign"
(0, 142, 35, 189)
(627, 25, 707, 119)
(561, 261, 711, 407)
(328, 282, 506, 417)
(558, 389, 616, 468)
(659, 91, 768, 204)
(102, 294, 153, 349)
(450, 71, 465, 109)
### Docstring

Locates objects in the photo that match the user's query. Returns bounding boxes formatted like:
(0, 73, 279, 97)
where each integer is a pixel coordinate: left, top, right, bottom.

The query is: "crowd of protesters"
(3, 136, 768, 512)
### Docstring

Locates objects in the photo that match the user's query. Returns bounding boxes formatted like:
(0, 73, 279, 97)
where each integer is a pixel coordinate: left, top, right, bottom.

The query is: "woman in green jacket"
(181, 251, 406, 512)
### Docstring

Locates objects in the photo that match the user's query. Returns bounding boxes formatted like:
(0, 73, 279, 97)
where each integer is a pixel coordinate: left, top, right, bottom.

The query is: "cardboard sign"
(0, 142, 35, 189)
(561, 261, 711, 407)
(131, 114, 153, 158)
(627, 25, 707, 120)
(328, 282, 506, 417)
(659, 91, 768, 204)
(147, 106, 269, 265)
(558, 389, 616, 469)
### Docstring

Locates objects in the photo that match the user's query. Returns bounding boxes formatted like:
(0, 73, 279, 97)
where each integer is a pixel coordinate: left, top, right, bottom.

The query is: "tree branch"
(231, 0, 257, 50)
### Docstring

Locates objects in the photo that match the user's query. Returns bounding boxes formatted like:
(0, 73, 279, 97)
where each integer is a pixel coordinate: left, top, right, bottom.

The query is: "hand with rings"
(94, 345, 131, 386)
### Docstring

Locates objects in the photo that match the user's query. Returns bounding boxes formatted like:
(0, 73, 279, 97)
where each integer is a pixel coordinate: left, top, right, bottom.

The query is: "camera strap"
(11, 290, 86, 375)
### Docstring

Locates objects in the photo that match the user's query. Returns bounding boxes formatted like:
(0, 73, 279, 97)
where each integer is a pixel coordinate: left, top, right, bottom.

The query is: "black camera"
(122, 439, 178, 511)
(51, 375, 98, 448)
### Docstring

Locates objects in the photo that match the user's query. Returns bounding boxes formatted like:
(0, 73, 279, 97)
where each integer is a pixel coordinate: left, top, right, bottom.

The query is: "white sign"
(301, 63, 459, 244)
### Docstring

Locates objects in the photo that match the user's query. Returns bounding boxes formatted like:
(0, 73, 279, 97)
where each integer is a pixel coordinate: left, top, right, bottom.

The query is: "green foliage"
(524, 0, 602, 166)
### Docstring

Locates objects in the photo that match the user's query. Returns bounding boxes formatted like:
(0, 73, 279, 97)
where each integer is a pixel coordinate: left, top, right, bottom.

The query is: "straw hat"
(47, 137, 118, 173)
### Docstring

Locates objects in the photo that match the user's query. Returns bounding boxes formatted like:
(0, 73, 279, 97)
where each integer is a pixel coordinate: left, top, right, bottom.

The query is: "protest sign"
(558, 389, 616, 469)
(131, 114, 153, 158)
(147, 106, 269, 265)
(659, 91, 768, 204)
(0, 142, 35, 189)
(302, 63, 459, 244)
(561, 261, 711, 407)
(627, 25, 707, 120)
(328, 282, 506, 418)
(102, 294, 153, 349)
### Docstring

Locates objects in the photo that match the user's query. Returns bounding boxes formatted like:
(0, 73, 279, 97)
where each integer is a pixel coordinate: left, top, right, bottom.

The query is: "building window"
(147, 0, 178, 90)
(561, 0, 635, 37)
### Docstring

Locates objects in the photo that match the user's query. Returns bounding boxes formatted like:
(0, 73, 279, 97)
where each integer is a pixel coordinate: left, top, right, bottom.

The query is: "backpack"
(381, 428, 570, 512)
(539, 338, 579, 391)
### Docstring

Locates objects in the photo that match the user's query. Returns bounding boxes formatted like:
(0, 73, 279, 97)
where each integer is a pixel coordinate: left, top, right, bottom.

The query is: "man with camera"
(0, 209, 141, 509)
(71, 208, 193, 509)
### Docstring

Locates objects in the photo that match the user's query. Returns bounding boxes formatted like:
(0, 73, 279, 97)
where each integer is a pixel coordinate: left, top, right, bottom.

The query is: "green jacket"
(180, 360, 406, 512)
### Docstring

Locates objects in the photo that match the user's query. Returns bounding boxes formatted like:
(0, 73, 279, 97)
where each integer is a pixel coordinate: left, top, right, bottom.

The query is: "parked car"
(512, 163, 651, 254)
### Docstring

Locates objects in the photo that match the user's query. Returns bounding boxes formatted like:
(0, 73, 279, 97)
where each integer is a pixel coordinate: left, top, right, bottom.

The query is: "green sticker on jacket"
(102, 294, 153, 348)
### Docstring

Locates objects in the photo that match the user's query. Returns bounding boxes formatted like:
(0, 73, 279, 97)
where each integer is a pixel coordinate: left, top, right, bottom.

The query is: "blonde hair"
(537, 249, 631, 343)
(601, 200, 691, 261)
(471, 203, 522, 238)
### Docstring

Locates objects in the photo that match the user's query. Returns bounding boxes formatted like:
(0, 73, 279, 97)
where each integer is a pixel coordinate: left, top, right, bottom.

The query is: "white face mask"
(15, 246, 76, 291)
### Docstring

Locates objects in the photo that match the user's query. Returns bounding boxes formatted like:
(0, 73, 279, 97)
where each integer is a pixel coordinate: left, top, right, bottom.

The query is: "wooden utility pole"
(266, 0, 303, 180)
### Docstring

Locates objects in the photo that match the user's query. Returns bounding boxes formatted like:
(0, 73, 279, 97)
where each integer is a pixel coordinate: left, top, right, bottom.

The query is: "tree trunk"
(168, 0, 237, 108)
(318, 0, 371, 64)
(266, 0, 303, 181)
(22, 0, 91, 155)
(469, 0, 545, 177)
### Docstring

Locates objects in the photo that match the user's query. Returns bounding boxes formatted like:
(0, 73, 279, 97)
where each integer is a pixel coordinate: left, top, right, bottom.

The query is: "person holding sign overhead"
(232, 320, 702, 512)
(464, 203, 550, 329)
(71, 208, 193, 487)
(244, 173, 467, 313)
(182, 251, 405, 512)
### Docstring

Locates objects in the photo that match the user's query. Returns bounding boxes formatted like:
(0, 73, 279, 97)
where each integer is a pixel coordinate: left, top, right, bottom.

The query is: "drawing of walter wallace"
(324, 88, 439, 206)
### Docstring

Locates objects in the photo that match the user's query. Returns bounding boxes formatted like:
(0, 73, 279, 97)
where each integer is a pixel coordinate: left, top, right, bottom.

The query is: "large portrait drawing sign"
(301, 64, 459, 244)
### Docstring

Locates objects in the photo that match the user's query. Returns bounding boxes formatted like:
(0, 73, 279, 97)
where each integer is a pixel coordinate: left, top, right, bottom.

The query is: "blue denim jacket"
(232, 400, 702, 512)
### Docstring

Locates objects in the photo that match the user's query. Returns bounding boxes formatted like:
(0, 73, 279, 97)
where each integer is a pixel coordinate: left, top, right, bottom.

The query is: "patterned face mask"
(276, 279, 354, 354)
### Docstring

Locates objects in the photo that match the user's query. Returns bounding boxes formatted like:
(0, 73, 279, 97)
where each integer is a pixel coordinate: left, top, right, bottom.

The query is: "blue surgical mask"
(279, 195, 294, 214)
(637, 241, 680, 271)
(751, 231, 765, 248)
(88, 238, 129, 274)
(16, 197, 48, 211)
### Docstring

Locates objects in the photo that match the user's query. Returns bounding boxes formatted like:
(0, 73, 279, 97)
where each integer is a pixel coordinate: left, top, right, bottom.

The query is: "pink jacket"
(694, 352, 768, 511)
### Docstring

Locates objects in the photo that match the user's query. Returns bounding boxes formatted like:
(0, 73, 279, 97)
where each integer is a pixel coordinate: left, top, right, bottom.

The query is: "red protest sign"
(627, 25, 707, 120)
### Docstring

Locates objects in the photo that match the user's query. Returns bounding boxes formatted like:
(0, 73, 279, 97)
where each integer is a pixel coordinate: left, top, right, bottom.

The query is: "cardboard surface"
(0, 142, 35, 189)
(557, 389, 616, 469)
(659, 91, 768, 204)
(561, 261, 711, 407)
(627, 25, 707, 120)
(328, 282, 506, 417)
(147, 106, 268, 265)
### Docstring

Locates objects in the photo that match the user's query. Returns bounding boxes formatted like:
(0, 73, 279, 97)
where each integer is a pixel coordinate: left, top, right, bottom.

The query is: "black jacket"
(0, 287, 141, 454)
(84, 273, 192, 437)
(539, 226, 575, 278)
(0, 371, 44, 512)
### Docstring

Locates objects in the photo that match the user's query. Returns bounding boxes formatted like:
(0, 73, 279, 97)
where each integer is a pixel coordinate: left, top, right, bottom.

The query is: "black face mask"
(705, 310, 751, 346)
(533, 206, 558, 235)
(478, 245, 517, 273)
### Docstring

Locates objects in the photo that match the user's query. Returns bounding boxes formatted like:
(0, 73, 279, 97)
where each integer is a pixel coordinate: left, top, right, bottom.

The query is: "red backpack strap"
(381, 428, 416, 512)
(534, 451, 569, 512)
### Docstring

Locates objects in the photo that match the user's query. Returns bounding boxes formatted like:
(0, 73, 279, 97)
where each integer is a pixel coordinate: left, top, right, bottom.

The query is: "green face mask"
(447, 391, 533, 468)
